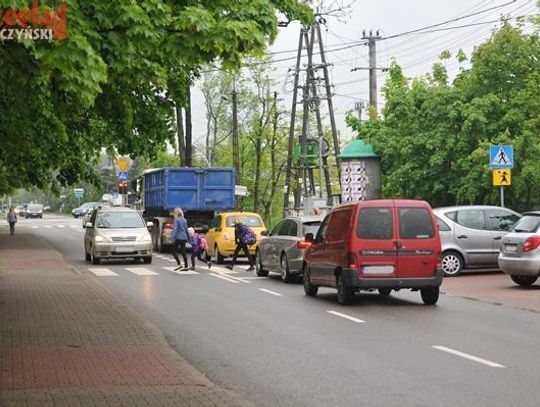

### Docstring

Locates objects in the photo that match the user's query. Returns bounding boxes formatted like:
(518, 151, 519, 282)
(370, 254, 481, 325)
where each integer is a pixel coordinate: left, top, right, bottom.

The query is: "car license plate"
(362, 265, 394, 274)
(115, 246, 134, 253)
(505, 244, 517, 253)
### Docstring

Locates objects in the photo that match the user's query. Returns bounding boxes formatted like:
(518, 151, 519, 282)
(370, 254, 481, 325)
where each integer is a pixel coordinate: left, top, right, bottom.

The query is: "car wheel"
(378, 288, 392, 296)
(255, 250, 268, 277)
(280, 253, 293, 283)
(441, 251, 464, 277)
(336, 273, 354, 305)
(510, 275, 538, 287)
(91, 252, 100, 265)
(420, 286, 439, 305)
(143, 256, 152, 264)
(213, 245, 224, 264)
(85, 251, 91, 262)
(303, 264, 318, 296)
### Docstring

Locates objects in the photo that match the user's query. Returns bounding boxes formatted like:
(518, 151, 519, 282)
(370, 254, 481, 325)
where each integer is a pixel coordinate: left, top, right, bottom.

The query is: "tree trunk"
(176, 103, 185, 166)
(185, 84, 193, 167)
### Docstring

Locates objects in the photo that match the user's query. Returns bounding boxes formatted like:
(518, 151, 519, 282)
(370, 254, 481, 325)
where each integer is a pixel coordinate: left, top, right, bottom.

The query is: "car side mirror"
(84, 222, 93, 229)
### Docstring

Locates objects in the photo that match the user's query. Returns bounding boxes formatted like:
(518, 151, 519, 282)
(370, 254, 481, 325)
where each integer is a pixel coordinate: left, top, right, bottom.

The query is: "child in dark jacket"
(188, 227, 211, 270)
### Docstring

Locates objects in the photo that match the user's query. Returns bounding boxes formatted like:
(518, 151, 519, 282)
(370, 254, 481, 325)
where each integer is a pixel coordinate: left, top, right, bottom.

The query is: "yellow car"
(206, 212, 266, 264)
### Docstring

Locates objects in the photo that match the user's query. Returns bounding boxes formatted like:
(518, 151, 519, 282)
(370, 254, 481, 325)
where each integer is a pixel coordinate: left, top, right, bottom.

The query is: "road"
(18, 214, 540, 407)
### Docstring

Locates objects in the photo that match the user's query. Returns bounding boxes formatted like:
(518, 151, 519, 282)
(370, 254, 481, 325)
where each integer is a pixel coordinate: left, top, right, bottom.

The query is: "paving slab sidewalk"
(0, 229, 251, 406)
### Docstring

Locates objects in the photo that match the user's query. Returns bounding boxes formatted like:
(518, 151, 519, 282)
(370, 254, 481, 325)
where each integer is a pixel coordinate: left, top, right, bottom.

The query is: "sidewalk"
(0, 227, 251, 406)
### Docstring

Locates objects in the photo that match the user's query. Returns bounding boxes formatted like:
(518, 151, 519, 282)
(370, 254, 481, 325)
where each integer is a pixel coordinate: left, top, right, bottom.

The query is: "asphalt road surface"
(20, 214, 540, 407)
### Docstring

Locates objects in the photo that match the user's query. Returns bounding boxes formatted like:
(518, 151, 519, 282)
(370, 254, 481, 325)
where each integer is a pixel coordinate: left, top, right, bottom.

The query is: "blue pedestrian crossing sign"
(490, 145, 513, 169)
(117, 171, 128, 180)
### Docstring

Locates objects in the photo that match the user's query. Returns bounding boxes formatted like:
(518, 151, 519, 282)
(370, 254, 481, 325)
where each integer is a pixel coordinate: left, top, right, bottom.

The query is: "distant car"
(25, 204, 44, 219)
(255, 215, 322, 282)
(72, 202, 100, 218)
(498, 211, 540, 286)
(206, 212, 266, 264)
(81, 203, 110, 227)
(15, 205, 25, 217)
(84, 206, 153, 264)
(433, 205, 521, 276)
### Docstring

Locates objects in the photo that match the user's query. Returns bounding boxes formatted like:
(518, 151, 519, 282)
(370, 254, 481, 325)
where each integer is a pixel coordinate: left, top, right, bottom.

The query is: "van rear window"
(399, 208, 434, 239)
(357, 208, 393, 240)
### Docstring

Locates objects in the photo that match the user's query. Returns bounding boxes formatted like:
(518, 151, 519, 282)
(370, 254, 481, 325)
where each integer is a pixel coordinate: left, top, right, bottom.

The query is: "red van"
(302, 199, 443, 305)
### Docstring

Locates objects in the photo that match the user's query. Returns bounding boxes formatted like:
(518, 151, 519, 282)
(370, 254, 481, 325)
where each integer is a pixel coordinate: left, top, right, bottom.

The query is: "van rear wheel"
(337, 274, 354, 305)
(510, 275, 537, 286)
(378, 288, 392, 296)
(420, 286, 439, 305)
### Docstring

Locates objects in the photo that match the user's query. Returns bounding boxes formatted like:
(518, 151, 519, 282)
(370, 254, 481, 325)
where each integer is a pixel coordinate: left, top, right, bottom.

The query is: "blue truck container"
(144, 168, 236, 211)
(141, 167, 236, 252)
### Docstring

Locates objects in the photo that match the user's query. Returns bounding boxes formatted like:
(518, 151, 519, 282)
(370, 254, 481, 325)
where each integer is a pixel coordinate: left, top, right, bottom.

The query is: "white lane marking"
(57, 225, 65, 228)
(125, 267, 159, 276)
(210, 273, 240, 284)
(326, 310, 366, 324)
(45, 225, 52, 228)
(238, 276, 267, 280)
(162, 266, 199, 275)
(259, 288, 283, 297)
(88, 268, 118, 277)
(32, 226, 38, 229)
(432, 346, 505, 368)
(210, 265, 239, 274)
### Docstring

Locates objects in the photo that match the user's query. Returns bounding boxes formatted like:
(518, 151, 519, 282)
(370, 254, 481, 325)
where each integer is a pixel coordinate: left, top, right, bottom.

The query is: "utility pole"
(185, 84, 193, 167)
(231, 77, 240, 184)
(351, 30, 385, 117)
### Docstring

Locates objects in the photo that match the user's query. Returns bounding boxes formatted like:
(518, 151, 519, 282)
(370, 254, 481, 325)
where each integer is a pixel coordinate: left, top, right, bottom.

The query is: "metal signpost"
(74, 188, 84, 206)
(489, 145, 513, 207)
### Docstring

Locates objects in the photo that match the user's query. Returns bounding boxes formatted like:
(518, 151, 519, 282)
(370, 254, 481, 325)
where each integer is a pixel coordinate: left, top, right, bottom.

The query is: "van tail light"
(297, 240, 312, 249)
(347, 252, 357, 269)
(523, 236, 540, 252)
(436, 251, 442, 270)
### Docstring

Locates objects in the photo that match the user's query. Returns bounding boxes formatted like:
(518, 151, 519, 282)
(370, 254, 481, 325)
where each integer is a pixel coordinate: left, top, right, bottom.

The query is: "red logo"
(0, 0, 68, 40)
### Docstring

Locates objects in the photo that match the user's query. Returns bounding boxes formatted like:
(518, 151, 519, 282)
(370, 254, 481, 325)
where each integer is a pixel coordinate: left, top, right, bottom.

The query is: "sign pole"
(500, 186, 504, 208)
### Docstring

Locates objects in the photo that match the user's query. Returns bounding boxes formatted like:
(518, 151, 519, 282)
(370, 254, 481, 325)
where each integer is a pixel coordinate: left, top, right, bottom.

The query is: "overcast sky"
(189, 0, 538, 147)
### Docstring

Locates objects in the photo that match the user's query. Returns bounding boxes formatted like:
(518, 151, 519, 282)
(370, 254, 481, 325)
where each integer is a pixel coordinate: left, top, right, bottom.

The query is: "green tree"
(0, 0, 313, 195)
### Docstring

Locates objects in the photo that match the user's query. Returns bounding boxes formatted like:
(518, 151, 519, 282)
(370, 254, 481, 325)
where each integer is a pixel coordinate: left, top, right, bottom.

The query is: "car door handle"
(493, 236, 502, 240)
(457, 235, 468, 239)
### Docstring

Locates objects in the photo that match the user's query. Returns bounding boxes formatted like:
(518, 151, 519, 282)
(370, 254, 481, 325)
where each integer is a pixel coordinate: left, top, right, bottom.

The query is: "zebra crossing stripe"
(125, 267, 159, 276)
(163, 266, 199, 275)
(88, 268, 118, 276)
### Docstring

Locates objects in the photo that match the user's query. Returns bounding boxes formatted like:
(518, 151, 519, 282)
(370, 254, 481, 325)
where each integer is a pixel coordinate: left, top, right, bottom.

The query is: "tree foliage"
(347, 22, 540, 211)
(0, 0, 313, 195)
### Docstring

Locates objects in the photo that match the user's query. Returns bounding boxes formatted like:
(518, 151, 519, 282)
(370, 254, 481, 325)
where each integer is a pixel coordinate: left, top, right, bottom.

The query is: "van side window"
(399, 208, 434, 239)
(357, 208, 393, 240)
(326, 209, 352, 243)
(315, 215, 330, 243)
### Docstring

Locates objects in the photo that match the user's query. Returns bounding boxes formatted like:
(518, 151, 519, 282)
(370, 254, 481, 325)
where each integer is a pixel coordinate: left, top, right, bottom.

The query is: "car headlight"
(138, 233, 152, 242)
(94, 234, 110, 243)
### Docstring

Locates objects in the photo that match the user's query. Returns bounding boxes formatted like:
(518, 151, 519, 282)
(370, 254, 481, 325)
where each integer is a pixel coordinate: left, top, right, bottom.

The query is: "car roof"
(286, 215, 323, 223)
(433, 205, 519, 213)
(219, 212, 262, 217)
(522, 211, 540, 216)
(333, 199, 430, 211)
(97, 206, 138, 213)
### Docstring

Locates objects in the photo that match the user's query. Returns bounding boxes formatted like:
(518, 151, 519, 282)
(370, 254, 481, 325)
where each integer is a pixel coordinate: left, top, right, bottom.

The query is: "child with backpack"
(187, 227, 212, 270)
(226, 218, 256, 272)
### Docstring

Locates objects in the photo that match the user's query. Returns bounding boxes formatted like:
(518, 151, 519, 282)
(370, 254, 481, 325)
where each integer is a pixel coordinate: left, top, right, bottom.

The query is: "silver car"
(433, 205, 521, 276)
(84, 207, 153, 264)
(255, 215, 322, 282)
(498, 211, 540, 286)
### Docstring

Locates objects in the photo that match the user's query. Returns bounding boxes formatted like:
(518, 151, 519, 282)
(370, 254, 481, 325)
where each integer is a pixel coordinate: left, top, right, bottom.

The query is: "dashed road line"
(432, 345, 505, 368)
(125, 267, 159, 276)
(88, 268, 119, 277)
(326, 310, 366, 324)
(259, 288, 283, 297)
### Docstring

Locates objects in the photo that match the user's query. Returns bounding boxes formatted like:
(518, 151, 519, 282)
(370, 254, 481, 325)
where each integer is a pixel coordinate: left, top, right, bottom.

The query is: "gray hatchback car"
(433, 205, 521, 276)
(255, 215, 322, 282)
(498, 211, 540, 286)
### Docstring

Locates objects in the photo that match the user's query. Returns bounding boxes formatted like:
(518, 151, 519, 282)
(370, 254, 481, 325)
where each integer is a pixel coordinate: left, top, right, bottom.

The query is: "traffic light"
(117, 181, 128, 194)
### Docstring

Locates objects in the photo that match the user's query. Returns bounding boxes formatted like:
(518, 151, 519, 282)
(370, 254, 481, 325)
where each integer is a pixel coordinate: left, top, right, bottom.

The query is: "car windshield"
(302, 221, 321, 235)
(226, 215, 263, 227)
(96, 212, 145, 229)
(27, 204, 43, 211)
(511, 216, 540, 233)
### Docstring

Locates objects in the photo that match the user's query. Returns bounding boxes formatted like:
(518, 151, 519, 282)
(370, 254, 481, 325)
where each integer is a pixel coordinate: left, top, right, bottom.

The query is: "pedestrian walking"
(226, 217, 255, 272)
(187, 227, 212, 270)
(170, 207, 189, 271)
(7, 206, 17, 236)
